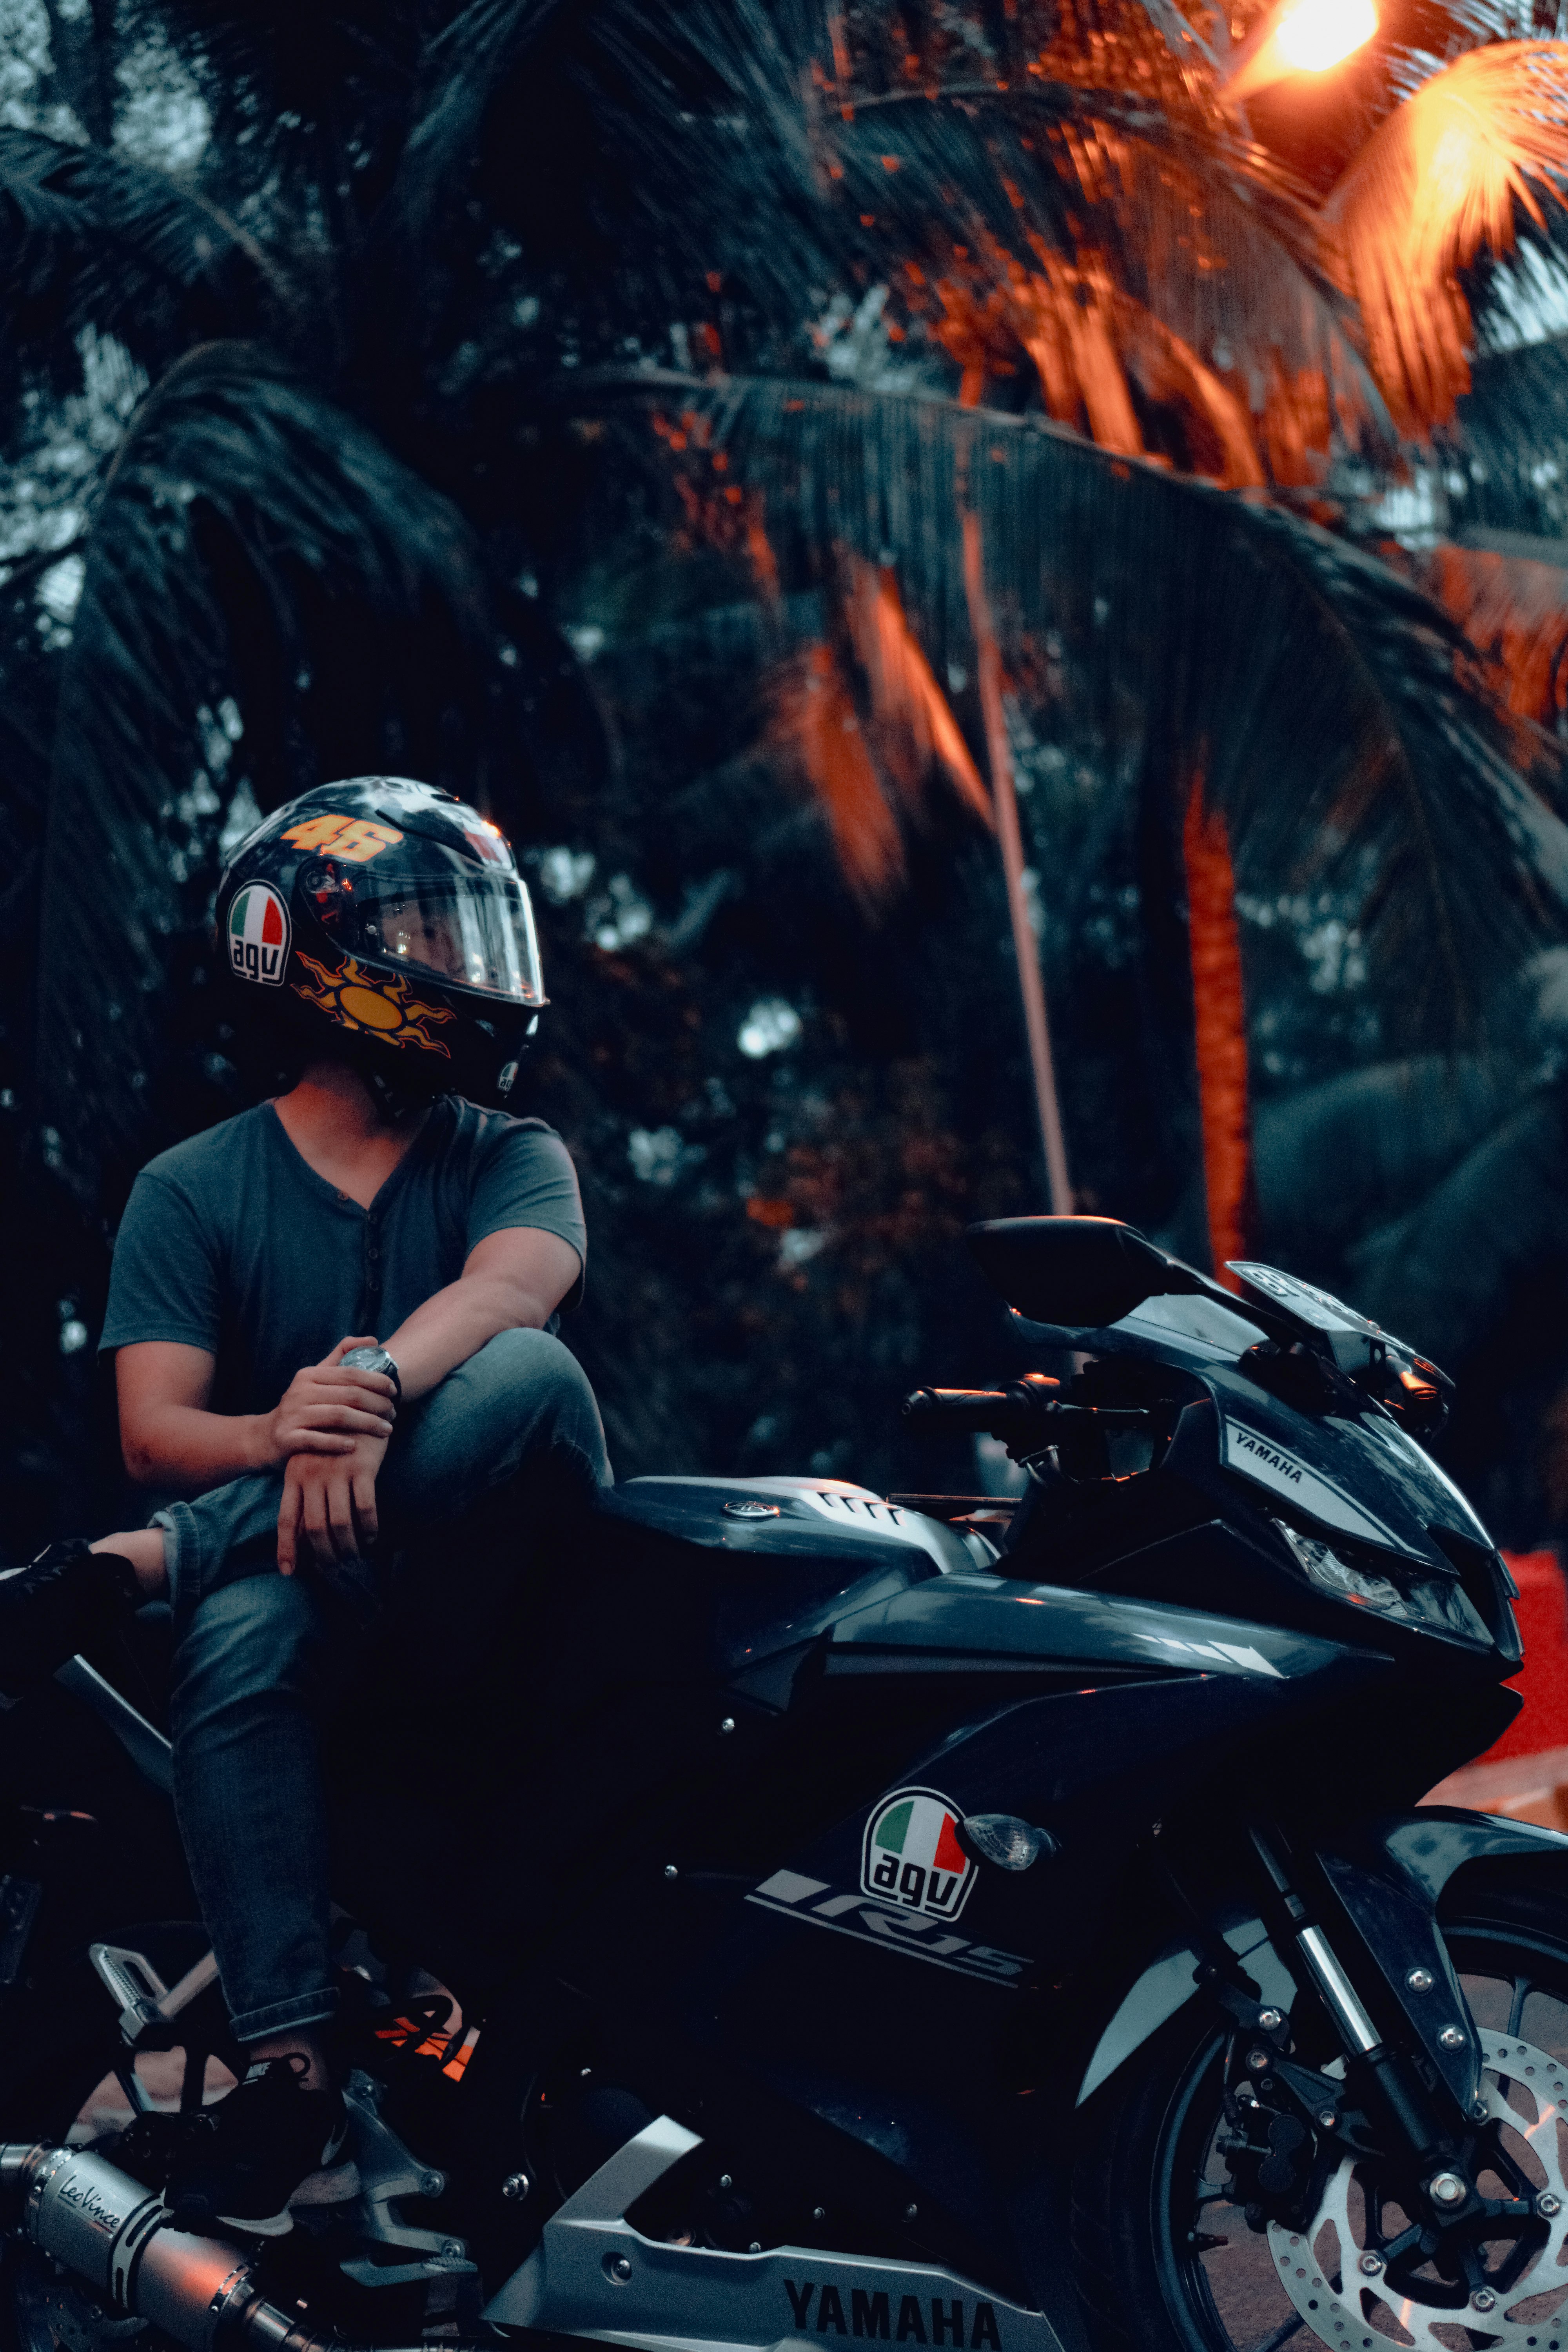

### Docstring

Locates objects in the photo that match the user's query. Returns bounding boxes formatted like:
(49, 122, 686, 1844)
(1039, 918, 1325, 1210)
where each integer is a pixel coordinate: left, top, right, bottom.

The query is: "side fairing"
(681, 1593, 1381, 2287)
(826, 1572, 1358, 1685)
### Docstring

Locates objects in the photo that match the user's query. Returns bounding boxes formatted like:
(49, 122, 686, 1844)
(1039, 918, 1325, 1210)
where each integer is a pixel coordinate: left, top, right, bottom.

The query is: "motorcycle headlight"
(1275, 1523, 1491, 1645)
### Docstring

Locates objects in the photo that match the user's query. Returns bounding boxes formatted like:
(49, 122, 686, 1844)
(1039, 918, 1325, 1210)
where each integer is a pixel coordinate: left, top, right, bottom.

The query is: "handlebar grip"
(901, 1387, 1013, 1428)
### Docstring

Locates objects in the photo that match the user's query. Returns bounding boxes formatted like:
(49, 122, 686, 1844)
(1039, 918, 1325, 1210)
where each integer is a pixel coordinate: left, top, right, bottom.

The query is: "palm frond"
(1329, 42, 1568, 433)
(1343, 1084, 1568, 1365)
(34, 341, 495, 1194)
(592, 370, 1568, 1046)
(1448, 331, 1568, 537)
(379, 0, 1378, 479)
(765, 556, 995, 899)
(1253, 1051, 1518, 1270)
(815, 0, 1219, 103)
(152, 0, 419, 162)
(387, 0, 817, 286)
(393, 0, 571, 236)
(1419, 537, 1568, 727)
(821, 87, 1383, 469)
(0, 129, 287, 379)
(770, 640, 909, 901)
(841, 555, 993, 826)
(829, 90, 1352, 353)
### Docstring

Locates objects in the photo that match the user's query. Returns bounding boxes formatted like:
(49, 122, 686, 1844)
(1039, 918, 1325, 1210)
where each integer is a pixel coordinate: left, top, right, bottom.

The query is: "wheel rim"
(1265, 2027, 1568, 2351)
(1145, 1913, 1568, 2352)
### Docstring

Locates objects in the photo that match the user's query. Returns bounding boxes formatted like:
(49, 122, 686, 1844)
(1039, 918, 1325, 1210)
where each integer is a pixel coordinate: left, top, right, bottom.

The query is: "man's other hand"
(264, 1337, 397, 1467)
(277, 1420, 390, 1574)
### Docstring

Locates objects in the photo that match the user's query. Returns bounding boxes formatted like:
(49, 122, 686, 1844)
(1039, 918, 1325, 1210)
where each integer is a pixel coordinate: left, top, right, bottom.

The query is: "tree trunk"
(1183, 777, 1253, 1285)
(958, 512, 1073, 1214)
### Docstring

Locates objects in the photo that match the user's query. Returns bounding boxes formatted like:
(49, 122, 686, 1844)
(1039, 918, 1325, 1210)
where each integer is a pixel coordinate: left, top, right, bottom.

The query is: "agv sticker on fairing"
(748, 1869, 1030, 1987)
(861, 1788, 977, 1921)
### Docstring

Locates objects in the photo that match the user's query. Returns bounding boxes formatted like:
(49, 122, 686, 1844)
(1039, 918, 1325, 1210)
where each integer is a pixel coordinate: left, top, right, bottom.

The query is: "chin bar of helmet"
(0, 2143, 477, 2352)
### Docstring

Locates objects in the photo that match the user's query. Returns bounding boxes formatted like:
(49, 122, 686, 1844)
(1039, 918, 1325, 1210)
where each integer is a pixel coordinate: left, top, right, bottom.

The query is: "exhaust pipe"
(0, 2142, 327, 2352)
(0, 2143, 471, 2352)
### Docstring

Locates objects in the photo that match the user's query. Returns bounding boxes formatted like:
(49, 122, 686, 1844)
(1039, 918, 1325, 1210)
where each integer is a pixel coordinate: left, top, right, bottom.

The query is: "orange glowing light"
(1221, 0, 1377, 102)
(1275, 0, 1377, 70)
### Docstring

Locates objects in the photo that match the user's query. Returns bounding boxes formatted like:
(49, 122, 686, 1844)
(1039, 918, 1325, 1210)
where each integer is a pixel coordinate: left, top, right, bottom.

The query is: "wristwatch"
(341, 1344, 401, 1397)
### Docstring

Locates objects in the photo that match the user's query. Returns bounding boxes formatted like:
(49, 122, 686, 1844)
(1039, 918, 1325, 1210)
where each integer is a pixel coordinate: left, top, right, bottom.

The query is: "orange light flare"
(1222, 0, 1377, 104)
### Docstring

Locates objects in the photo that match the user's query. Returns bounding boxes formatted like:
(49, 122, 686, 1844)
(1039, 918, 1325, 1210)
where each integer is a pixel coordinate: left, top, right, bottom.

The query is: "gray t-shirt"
(99, 1096, 586, 1417)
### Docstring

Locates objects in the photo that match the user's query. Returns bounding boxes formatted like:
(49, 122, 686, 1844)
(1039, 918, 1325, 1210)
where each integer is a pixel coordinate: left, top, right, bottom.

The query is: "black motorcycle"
(1, 1212, 1565, 2352)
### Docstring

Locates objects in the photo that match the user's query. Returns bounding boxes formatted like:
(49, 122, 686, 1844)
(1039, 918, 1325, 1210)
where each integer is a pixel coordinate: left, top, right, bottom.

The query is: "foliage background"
(7, 0, 1568, 1552)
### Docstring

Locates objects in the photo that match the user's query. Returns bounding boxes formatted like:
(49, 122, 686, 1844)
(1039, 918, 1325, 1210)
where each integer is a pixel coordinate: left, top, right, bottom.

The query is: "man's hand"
(277, 1422, 390, 1575)
(262, 1336, 397, 1468)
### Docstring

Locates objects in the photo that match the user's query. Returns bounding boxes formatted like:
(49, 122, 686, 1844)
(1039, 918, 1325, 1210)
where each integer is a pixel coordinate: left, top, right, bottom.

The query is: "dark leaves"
(1449, 330, 1568, 537)
(600, 370, 1568, 1043)
(35, 342, 494, 1192)
(0, 128, 287, 377)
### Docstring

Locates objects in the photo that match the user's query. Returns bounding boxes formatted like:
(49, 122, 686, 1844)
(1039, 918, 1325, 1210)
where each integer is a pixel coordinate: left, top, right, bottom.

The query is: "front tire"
(1070, 1880, 1568, 2352)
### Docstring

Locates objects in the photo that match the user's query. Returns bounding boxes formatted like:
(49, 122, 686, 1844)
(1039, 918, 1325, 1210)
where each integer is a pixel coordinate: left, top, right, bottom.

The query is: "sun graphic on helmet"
(292, 951, 456, 1057)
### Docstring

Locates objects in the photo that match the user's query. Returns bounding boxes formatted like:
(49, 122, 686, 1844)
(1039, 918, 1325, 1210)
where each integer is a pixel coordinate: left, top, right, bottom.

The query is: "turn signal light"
(958, 1815, 1057, 1871)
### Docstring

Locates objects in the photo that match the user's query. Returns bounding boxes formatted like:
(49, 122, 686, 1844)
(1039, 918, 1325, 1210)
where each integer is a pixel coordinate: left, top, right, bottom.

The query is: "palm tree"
(4, 0, 1568, 1334)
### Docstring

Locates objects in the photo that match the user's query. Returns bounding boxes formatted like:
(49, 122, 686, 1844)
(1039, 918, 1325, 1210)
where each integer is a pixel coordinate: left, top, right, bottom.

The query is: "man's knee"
(171, 1570, 321, 1731)
(470, 1326, 599, 1426)
(395, 1327, 609, 1500)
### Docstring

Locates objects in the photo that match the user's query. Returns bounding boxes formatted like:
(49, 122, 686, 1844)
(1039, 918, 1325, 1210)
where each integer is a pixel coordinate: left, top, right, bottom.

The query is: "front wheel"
(1071, 1881, 1568, 2352)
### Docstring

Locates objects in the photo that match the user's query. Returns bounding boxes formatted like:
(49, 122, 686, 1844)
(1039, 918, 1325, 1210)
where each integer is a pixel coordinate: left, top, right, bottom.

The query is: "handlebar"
(902, 1386, 1020, 1431)
(901, 1376, 1152, 1438)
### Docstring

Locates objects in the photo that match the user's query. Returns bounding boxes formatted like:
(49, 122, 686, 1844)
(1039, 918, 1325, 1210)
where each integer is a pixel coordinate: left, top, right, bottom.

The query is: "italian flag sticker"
(229, 881, 290, 986)
(861, 1786, 977, 1919)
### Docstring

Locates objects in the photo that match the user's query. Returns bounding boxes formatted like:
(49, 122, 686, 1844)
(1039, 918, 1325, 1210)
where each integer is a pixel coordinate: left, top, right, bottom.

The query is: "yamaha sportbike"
(0, 1212, 1564, 2352)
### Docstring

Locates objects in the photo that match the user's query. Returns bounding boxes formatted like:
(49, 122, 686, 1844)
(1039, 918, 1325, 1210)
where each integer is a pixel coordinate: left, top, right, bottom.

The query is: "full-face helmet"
(214, 778, 546, 1109)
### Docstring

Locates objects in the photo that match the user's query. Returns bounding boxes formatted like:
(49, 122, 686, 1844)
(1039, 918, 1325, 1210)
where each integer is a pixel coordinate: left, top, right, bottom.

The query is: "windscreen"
(318, 869, 546, 1005)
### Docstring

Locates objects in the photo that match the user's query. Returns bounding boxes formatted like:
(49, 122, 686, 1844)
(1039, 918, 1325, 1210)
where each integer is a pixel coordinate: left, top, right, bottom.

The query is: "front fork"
(1205, 1827, 1482, 2224)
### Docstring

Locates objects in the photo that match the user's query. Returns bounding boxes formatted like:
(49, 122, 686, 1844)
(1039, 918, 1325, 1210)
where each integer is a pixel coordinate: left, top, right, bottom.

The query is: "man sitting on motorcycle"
(0, 778, 609, 2235)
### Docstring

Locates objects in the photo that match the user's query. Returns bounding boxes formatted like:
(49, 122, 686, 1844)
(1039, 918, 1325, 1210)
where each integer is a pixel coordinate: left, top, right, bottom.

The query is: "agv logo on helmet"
(228, 882, 291, 987)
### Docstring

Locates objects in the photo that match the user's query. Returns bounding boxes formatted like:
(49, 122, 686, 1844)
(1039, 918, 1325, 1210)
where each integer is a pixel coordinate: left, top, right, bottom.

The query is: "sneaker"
(0, 1541, 139, 1706)
(165, 2056, 354, 2236)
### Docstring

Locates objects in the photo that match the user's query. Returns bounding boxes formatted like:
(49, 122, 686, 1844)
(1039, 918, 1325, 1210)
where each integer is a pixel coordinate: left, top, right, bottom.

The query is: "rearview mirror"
(965, 1216, 1186, 1328)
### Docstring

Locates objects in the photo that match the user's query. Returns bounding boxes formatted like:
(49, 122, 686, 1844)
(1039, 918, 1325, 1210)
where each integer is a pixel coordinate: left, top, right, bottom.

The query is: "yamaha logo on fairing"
(784, 2282, 1002, 2347)
(1230, 1430, 1303, 1485)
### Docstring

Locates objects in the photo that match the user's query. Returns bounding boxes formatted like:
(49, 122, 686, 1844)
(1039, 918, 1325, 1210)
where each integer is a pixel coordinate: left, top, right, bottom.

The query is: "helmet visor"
(333, 873, 546, 1005)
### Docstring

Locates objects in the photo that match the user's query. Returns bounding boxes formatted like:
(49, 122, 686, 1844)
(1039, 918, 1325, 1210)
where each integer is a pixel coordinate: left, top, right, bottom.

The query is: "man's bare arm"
(275, 1228, 581, 1573)
(116, 1338, 397, 1493)
(381, 1227, 582, 1401)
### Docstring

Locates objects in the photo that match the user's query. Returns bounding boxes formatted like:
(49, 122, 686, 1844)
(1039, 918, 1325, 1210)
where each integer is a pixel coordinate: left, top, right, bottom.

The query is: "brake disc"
(1265, 2029, 1568, 2351)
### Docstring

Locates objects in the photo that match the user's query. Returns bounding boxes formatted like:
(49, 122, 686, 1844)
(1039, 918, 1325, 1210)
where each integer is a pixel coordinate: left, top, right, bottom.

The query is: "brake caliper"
(1212, 2015, 1363, 2234)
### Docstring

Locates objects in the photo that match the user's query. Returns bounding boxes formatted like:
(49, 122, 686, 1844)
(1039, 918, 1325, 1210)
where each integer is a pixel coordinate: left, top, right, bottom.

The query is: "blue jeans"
(153, 1329, 610, 2043)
